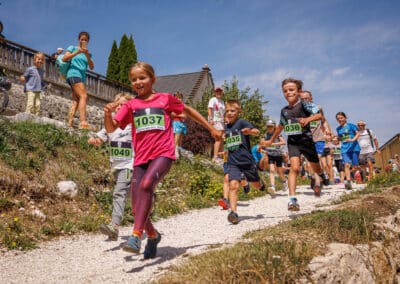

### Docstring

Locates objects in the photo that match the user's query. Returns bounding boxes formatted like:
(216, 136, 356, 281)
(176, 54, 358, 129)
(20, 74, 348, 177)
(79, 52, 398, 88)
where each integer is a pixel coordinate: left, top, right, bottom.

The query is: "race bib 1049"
(284, 123, 302, 135)
(134, 108, 165, 133)
(110, 141, 132, 160)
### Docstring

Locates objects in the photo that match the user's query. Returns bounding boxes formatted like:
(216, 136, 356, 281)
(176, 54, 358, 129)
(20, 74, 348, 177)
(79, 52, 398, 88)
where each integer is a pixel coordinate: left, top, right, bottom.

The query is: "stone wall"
(5, 69, 110, 130)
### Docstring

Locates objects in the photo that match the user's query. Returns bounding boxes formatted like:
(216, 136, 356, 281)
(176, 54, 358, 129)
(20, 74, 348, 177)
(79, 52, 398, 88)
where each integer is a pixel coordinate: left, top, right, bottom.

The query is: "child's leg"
(132, 157, 173, 237)
(228, 180, 240, 212)
(111, 168, 131, 226)
(223, 173, 229, 199)
(259, 156, 269, 171)
(288, 156, 301, 196)
(34, 92, 41, 115)
(269, 163, 276, 187)
(25, 91, 35, 113)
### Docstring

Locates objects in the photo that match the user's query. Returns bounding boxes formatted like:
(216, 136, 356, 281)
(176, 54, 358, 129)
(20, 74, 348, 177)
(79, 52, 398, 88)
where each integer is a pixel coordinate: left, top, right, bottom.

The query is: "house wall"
(375, 134, 400, 170)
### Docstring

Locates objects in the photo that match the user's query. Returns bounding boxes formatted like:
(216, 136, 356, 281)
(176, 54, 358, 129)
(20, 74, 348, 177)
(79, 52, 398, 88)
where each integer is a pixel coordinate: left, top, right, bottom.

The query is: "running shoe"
(218, 198, 229, 210)
(267, 186, 276, 197)
(259, 180, 266, 192)
(143, 231, 161, 259)
(123, 235, 142, 253)
(99, 223, 119, 241)
(313, 184, 322, 197)
(227, 211, 240, 224)
(345, 181, 352, 190)
(288, 198, 300, 211)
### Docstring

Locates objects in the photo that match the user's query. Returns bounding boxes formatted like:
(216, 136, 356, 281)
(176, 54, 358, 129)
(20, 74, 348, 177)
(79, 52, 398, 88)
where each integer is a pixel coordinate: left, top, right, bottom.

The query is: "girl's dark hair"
(336, 111, 347, 118)
(78, 31, 90, 41)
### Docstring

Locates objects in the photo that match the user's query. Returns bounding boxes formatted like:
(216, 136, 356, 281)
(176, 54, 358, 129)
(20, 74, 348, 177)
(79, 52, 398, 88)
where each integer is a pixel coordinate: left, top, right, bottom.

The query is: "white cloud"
(332, 67, 350, 76)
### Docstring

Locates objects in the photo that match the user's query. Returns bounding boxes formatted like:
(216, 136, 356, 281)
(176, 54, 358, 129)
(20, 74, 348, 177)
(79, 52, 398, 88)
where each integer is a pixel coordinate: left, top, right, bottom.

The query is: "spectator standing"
(51, 47, 64, 60)
(19, 52, 46, 115)
(208, 87, 225, 164)
(62, 31, 94, 130)
(356, 120, 380, 181)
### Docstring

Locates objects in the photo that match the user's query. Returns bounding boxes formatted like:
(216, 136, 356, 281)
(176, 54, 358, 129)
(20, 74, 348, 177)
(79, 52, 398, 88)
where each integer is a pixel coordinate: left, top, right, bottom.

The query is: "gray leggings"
(111, 168, 132, 225)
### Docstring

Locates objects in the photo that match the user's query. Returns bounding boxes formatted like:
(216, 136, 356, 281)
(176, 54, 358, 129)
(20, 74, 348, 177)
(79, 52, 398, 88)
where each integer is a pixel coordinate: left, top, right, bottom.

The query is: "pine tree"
(106, 40, 119, 81)
(118, 34, 138, 85)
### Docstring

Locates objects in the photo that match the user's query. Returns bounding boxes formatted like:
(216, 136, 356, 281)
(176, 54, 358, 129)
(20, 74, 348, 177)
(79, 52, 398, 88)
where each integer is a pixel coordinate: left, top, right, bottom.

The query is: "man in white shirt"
(357, 120, 380, 181)
(208, 87, 225, 164)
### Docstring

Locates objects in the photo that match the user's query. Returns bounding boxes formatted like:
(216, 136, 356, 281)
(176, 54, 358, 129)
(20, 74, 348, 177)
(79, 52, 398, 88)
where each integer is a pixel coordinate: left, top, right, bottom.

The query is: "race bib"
(333, 148, 341, 155)
(225, 134, 242, 151)
(284, 123, 302, 135)
(341, 134, 350, 142)
(310, 121, 318, 128)
(134, 108, 165, 133)
(110, 141, 132, 160)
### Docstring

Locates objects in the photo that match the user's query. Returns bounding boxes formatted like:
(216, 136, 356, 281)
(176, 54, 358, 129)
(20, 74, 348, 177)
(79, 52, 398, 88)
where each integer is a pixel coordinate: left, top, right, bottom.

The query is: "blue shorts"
(173, 121, 187, 135)
(314, 141, 325, 155)
(67, 77, 84, 86)
(342, 151, 360, 166)
(227, 163, 260, 182)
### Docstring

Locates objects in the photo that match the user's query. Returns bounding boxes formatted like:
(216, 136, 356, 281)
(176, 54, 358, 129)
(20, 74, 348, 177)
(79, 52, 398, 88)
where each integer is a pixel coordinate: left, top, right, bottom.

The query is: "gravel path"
(0, 183, 365, 283)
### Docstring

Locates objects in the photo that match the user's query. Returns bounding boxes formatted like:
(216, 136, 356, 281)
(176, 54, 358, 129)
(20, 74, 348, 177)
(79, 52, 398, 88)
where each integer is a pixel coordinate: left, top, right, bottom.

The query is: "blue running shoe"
(123, 235, 141, 253)
(143, 231, 161, 259)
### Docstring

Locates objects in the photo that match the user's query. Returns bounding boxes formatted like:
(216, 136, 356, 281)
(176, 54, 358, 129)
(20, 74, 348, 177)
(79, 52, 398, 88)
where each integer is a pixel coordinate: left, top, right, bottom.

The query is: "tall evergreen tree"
(118, 34, 138, 85)
(106, 40, 119, 81)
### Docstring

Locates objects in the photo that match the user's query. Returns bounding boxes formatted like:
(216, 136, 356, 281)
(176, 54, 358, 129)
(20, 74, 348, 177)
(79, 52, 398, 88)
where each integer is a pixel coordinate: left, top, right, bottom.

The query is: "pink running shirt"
(114, 93, 184, 166)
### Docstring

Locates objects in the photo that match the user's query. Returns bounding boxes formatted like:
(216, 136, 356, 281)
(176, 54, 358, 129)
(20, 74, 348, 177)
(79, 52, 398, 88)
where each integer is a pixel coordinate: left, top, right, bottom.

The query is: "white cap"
(57, 47, 64, 52)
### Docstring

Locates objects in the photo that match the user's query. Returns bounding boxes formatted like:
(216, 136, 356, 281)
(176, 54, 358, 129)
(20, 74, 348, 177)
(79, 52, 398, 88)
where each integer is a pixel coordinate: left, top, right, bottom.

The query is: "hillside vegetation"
(0, 119, 267, 250)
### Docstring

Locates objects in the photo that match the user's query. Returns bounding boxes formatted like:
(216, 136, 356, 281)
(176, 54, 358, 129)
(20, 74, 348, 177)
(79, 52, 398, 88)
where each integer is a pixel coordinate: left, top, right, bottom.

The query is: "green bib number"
(310, 121, 318, 128)
(225, 134, 242, 150)
(341, 134, 350, 142)
(284, 123, 302, 135)
(333, 148, 341, 155)
(110, 141, 132, 160)
(134, 114, 165, 133)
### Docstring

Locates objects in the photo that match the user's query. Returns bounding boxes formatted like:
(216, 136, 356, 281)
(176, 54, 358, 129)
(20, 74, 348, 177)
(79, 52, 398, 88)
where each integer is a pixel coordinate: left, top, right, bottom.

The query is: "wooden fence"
(0, 38, 131, 102)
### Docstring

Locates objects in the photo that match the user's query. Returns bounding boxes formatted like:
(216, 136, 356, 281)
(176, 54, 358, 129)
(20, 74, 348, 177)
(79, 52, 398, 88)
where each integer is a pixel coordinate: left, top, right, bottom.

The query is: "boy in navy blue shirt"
(224, 100, 264, 224)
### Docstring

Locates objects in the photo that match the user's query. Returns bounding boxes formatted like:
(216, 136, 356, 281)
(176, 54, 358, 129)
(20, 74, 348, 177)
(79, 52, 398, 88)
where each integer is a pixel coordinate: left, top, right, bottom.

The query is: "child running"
(335, 112, 360, 190)
(224, 99, 264, 224)
(259, 119, 288, 194)
(332, 135, 345, 183)
(263, 78, 325, 211)
(88, 93, 133, 241)
(104, 62, 220, 259)
(171, 91, 187, 159)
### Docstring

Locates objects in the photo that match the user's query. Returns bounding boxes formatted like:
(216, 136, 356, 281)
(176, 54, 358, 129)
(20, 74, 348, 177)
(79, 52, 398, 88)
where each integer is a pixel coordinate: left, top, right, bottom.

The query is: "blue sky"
(1, 0, 399, 145)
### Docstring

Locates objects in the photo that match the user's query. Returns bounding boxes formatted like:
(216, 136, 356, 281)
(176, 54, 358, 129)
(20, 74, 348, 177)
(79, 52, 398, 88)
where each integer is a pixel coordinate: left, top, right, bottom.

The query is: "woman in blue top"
(335, 111, 360, 190)
(62, 31, 94, 130)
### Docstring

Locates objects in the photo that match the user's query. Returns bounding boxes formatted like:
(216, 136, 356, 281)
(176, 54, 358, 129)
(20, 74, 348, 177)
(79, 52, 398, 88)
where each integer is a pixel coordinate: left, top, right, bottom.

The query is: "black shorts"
(334, 159, 344, 172)
(227, 163, 260, 182)
(268, 155, 283, 167)
(321, 148, 331, 158)
(67, 76, 84, 86)
(288, 139, 319, 163)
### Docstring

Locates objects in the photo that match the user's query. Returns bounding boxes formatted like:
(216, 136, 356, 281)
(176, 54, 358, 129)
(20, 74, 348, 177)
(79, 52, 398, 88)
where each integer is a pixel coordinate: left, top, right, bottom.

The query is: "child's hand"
(298, 118, 309, 127)
(211, 129, 223, 141)
(88, 137, 103, 147)
(263, 140, 272, 147)
(104, 102, 118, 115)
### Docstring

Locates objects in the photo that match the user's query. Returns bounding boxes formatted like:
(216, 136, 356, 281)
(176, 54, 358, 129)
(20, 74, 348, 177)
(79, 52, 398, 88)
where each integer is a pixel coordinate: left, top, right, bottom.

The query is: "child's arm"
(299, 112, 322, 127)
(272, 135, 286, 146)
(183, 105, 222, 141)
(242, 128, 260, 136)
(104, 102, 120, 133)
(262, 125, 284, 147)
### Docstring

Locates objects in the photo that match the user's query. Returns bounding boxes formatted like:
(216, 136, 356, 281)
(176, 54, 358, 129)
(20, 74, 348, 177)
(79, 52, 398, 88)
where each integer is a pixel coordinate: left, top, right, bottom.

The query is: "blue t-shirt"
(66, 45, 92, 82)
(224, 119, 255, 166)
(23, 66, 45, 92)
(251, 145, 263, 163)
(336, 123, 360, 153)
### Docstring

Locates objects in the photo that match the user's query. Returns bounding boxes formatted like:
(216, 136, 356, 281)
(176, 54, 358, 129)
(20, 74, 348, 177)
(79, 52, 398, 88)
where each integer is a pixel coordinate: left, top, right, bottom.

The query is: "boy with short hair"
(263, 78, 325, 211)
(224, 100, 264, 224)
(20, 52, 46, 115)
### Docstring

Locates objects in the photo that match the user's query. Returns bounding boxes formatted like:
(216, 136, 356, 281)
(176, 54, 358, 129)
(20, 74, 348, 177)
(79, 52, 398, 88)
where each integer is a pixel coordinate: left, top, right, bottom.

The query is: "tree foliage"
(106, 34, 138, 85)
(183, 77, 269, 155)
(106, 40, 119, 81)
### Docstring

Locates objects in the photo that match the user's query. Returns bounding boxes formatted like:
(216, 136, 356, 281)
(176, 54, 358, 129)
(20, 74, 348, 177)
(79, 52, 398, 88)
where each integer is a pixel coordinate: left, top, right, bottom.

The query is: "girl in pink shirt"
(104, 62, 220, 259)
